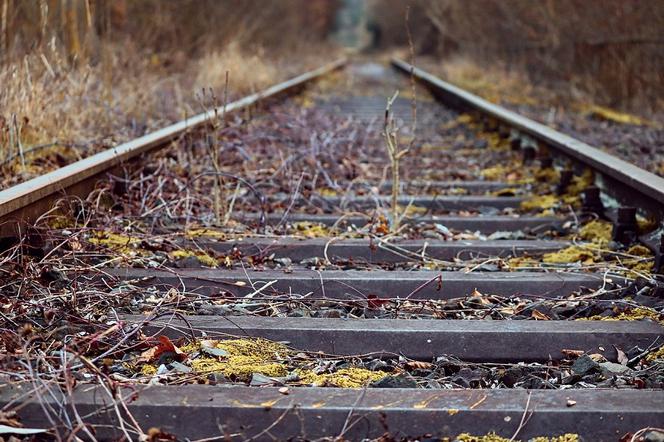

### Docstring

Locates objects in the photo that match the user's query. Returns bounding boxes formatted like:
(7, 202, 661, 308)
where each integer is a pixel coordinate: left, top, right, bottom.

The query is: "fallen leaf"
(614, 345, 628, 365)
(406, 361, 433, 370)
(561, 349, 584, 358)
(531, 309, 550, 320)
(367, 294, 389, 309)
(137, 335, 185, 364)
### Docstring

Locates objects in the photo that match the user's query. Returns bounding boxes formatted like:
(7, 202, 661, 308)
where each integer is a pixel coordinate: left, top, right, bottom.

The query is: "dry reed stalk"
(383, 90, 409, 231)
(1, 0, 8, 63)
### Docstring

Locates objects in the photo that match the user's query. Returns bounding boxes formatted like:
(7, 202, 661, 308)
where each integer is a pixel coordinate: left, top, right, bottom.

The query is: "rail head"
(392, 58, 664, 220)
(0, 58, 347, 236)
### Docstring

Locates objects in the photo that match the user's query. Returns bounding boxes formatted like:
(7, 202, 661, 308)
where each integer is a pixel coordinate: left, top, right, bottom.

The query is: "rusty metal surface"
(392, 58, 664, 221)
(189, 237, 568, 262)
(126, 314, 662, 362)
(102, 268, 606, 298)
(2, 383, 661, 441)
(0, 58, 347, 237)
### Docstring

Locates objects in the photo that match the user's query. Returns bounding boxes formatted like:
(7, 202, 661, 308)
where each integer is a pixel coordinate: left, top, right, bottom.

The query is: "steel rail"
(2, 383, 661, 440)
(392, 58, 664, 221)
(0, 58, 347, 237)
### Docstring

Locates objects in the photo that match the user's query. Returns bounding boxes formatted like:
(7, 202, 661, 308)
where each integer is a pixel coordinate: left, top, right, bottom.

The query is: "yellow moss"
(581, 307, 663, 325)
(636, 215, 658, 234)
(455, 433, 510, 442)
(534, 167, 559, 183)
(531, 436, 580, 442)
(318, 188, 338, 197)
(542, 245, 595, 264)
(506, 256, 539, 269)
(292, 221, 330, 238)
(520, 194, 558, 212)
(480, 165, 508, 181)
(561, 194, 580, 207)
(621, 245, 654, 275)
(187, 338, 290, 380)
(296, 367, 385, 388)
(579, 220, 612, 246)
(586, 105, 647, 126)
(171, 249, 219, 267)
(491, 187, 520, 197)
(565, 169, 594, 196)
(456, 434, 578, 442)
(48, 214, 75, 229)
(185, 228, 227, 240)
(141, 364, 157, 376)
(456, 113, 474, 125)
(397, 204, 428, 216)
(88, 231, 143, 255)
(626, 245, 653, 257)
(646, 346, 664, 362)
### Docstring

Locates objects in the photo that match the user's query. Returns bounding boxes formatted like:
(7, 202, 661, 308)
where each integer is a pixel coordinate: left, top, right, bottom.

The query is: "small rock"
(571, 355, 600, 376)
(273, 257, 292, 266)
(371, 374, 417, 389)
(644, 430, 664, 442)
(566, 399, 576, 407)
(321, 309, 344, 318)
(599, 362, 632, 376)
(499, 367, 524, 387)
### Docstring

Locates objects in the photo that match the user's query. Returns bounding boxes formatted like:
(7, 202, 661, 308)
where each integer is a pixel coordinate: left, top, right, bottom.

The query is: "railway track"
(0, 58, 663, 441)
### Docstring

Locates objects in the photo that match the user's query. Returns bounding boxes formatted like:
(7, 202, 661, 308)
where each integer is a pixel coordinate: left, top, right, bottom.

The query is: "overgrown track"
(1, 59, 663, 441)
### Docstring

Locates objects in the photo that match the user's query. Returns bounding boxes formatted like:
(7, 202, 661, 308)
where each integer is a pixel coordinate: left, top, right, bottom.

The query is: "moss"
(88, 231, 143, 255)
(48, 214, 75, 229)
(480, 165, 508, 181)
(141, 364, 157, 376)
(636, 215, 658, 234)
(579, 220, 612, 246)
(520, 194, 558, 212)
(534, 167, 559, 183)
(292, 221, 330, 238)
(565, 169, 594, 196)
(587, 105, 647, 126)
(622, 245, 654, 274)
(455, 434, 578, 442)
(318, 188, 338, 197)
(296, 367, 385, 388)
(491, 187, 520, 197)
(581, 307, 663, 325)
(188, 338, 290, 381)
(542, 245, 595, 264)
(185, 228, 226, 240)
(171, 249, 219, 267)
(397, 204, 428, 216)
(506, 256, 539, 269)
(455, 433, 510, 442)
(531, 436, 580, 442)
(646, 346, 664, 363)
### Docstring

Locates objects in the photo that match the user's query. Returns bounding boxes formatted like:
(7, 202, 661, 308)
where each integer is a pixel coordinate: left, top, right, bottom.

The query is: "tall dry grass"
(368, 0, 664, 113)
(0, 0, 340, 185)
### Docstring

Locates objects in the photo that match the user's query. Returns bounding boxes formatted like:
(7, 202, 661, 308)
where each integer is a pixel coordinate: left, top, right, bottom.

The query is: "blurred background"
(1, 0, 663, 178)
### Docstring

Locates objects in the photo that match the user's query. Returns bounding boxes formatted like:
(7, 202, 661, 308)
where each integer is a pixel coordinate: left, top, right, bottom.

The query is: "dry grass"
(368, 0, 664, 114)
(0, 1, 340, 187)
